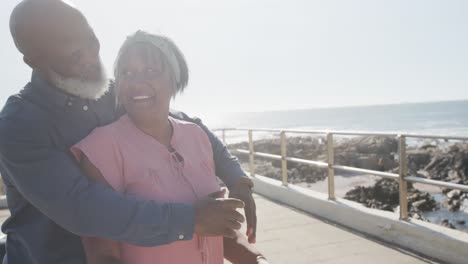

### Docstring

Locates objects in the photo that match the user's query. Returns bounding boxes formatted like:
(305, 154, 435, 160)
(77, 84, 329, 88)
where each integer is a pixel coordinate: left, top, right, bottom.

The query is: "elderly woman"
(71, 31, 267, 264)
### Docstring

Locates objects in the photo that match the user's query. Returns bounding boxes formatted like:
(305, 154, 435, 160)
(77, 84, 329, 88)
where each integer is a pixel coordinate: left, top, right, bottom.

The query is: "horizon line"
(223, 98, 468, 115)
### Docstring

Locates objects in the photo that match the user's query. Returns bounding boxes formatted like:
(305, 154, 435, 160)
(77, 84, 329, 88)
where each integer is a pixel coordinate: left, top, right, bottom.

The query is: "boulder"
(447, 190, 461, 199)
(441, 219, 456, 229)
(407, 150, 432, 174)
(345, 179, 436, 213)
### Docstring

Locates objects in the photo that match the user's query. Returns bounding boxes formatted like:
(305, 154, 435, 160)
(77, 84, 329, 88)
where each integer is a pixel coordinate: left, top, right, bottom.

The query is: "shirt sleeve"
(71, 126, 125, 193)
(0, 113, 194, 246)
(169, 110, 247, 189)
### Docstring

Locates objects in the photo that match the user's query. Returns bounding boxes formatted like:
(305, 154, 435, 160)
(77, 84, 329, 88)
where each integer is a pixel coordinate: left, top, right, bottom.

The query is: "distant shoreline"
(208, 100, 468, 134)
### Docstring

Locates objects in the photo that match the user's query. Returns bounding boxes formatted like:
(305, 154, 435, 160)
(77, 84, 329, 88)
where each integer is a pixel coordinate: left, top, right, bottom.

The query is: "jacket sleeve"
(0, 116, 194, 247)
(170, 110, 247, 189)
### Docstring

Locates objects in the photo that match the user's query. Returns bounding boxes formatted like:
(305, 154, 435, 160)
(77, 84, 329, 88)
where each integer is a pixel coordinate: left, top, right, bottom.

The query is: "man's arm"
(169, 110, 245, 188)
(0, 117, 192, 247)
(79, 153, 123, 264)
(170, 110, 258, 243)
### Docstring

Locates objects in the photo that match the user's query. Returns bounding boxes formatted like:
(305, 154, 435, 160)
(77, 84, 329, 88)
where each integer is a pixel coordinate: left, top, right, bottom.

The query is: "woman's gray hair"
(114, 30, 189, 96)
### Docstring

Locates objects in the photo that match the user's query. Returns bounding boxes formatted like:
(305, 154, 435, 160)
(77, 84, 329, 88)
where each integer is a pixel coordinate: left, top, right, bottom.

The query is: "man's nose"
(81, 50, 100, 67)
(81, 38, 101, 66)
(80, 55, 102, 81)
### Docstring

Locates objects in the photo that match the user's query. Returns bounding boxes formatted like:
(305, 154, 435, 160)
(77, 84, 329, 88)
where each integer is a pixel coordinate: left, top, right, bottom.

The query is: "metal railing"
(216, 128, 468, 220)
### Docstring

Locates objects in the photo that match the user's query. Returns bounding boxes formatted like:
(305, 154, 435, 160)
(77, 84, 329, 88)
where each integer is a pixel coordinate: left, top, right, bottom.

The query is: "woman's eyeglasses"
(117, 67, 164, 81)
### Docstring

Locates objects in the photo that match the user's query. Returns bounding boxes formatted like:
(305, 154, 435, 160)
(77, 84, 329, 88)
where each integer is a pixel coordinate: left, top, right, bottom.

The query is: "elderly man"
(0, 0, 264, 263)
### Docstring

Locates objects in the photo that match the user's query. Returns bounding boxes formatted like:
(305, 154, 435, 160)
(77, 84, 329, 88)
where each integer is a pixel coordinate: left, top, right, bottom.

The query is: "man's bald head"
(10, 0, 107, 98)
(11, 0, 89, 63)
(9, 0, 108, 99)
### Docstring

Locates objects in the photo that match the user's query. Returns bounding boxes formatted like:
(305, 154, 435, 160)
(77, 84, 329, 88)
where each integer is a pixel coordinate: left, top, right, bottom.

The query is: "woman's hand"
(257, 256, 269, 264)
(223, 230, 267, 264)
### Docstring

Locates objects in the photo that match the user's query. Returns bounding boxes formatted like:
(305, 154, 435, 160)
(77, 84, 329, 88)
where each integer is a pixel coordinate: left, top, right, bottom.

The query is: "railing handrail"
(218, 127, 468, 221)
(214, 127, 468, 141)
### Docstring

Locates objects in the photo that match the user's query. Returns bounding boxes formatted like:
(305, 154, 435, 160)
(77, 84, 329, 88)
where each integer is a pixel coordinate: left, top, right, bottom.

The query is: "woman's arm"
(79, 153, 122, 264)
(224, 231, 268, 264)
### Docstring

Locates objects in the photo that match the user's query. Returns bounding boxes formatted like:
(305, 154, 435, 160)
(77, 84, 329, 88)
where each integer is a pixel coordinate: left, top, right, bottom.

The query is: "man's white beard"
(49, 63, 109, 100)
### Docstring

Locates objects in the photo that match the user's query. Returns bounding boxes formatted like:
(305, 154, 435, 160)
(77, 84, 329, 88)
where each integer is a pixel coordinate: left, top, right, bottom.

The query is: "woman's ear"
(170, 73, 178, 98)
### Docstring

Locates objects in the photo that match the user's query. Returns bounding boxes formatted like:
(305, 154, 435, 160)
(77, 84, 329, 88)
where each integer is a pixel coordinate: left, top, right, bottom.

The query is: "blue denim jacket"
(0, 72, 245, 263)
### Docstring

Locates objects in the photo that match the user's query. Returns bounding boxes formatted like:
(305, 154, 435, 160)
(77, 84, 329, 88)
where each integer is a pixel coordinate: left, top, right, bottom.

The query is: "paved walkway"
(0, 196, 434, 264)
(227, 194, 436, 264)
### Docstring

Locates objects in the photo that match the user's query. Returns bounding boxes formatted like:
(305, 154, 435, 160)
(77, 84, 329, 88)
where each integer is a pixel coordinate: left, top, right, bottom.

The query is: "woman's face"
(116, 43, 173, 120)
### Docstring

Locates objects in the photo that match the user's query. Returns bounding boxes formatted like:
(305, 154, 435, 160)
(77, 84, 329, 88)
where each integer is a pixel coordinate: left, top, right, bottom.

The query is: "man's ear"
(24, 55, 51, 76)
(23, 54, 50, 69)
(23, 55, 39, 69)
(23, 56, 33, 68)
(25, 56, 53, 82)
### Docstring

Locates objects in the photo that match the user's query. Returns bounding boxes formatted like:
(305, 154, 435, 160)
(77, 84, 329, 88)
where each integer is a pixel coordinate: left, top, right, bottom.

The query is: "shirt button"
(83, 105, 88, 111)
(178, 234, 185, 240)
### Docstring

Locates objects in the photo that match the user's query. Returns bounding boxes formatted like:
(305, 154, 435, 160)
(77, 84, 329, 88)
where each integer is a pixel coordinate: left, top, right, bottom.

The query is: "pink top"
(71, 114, 223, 264)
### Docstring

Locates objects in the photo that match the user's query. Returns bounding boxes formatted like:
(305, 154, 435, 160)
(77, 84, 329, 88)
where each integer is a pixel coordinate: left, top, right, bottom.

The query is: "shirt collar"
(120, 114, 180, 148)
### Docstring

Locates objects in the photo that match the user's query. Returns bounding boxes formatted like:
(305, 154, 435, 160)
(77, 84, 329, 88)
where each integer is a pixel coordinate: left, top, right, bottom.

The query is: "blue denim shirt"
(0, 72, 245, 264)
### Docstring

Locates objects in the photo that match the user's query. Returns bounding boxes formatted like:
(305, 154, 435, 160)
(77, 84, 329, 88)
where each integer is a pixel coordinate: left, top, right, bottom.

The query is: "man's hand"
(194, 195, 245, 238)
(229, 177, 257, 243)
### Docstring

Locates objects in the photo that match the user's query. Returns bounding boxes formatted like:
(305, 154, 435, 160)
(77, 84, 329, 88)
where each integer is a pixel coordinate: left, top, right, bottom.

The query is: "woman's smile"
(132, 95, 153, 100)
(130, 93, 156, 103)
(124, 82, 159, 107)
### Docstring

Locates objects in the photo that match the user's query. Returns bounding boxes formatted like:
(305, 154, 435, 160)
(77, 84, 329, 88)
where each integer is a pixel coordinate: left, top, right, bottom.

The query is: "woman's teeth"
(133, 95, 152, 100)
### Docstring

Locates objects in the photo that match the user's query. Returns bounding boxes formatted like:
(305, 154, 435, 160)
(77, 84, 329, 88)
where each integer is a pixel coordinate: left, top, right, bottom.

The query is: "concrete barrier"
(252, 174, 468, 264)
(0, 196, 7, 209)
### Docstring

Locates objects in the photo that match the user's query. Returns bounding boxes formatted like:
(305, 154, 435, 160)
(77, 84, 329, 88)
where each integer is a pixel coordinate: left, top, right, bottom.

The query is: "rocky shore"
(229, 136, 468, 230)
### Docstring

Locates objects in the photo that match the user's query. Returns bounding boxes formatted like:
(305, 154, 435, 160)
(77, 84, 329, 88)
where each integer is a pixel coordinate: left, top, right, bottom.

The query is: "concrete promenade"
(226, 194, 435, 264)
(0, 196, 435, 264)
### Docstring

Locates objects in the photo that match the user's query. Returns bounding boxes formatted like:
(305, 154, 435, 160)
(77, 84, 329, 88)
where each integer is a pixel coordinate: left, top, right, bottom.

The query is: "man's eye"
(68, 49, 84, 65)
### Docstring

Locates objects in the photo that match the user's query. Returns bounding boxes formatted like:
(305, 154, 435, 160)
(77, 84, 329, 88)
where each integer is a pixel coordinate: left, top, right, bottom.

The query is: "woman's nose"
(128, 77, 145, 87)
(127, 78, 153, 93)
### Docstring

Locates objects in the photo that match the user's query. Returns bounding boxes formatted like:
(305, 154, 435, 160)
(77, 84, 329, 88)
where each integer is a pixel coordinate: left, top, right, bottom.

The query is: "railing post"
(248, 130, 255, 177)
(327, 133, 336, 200)
(399, 135, 409, 220)
(280, 131, 288, 186)
(222, 129, 226, 144)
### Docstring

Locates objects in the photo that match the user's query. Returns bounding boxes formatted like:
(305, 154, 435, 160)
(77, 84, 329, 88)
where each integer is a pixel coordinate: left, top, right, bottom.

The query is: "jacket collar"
(24, 71, 80, 111)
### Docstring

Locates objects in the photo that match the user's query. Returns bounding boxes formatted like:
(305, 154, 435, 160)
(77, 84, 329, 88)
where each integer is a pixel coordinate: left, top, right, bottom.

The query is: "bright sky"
(1, 0, 467, 117)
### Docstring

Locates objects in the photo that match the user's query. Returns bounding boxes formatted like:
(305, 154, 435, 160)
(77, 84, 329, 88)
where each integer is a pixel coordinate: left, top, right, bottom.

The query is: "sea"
(205, 100, 468, 144)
